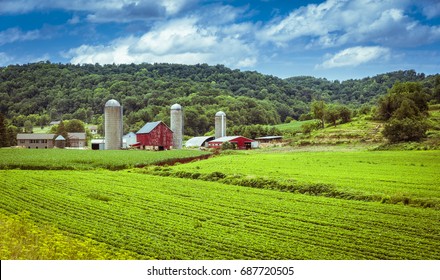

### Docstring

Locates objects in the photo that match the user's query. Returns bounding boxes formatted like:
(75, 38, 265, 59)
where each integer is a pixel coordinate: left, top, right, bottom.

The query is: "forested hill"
(0, 62, 437, 135)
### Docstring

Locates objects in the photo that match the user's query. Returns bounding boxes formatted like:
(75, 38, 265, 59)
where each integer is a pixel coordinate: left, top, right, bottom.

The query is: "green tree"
(0, 113, 8, 147)
(24, 120, 33, 133)
(338, 106, 352, 124)
(433, 75, 440, 103)
(376, 82, 428, 121)
(55, 120, 69, 141)
(7, 125, 19, 146)
(325, 106, 339, 127)
(311, 100, 326, 128)
(380, 82, 429, 143)
(382, 118, 428, 143)
(65, 119, 86, 132)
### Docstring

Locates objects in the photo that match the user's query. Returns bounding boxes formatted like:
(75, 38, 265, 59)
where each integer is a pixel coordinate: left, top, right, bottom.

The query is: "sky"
(0, 0, 439, 80)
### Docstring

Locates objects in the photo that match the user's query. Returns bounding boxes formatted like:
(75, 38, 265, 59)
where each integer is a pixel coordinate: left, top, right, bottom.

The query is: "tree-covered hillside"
(0, 62, 438, 136)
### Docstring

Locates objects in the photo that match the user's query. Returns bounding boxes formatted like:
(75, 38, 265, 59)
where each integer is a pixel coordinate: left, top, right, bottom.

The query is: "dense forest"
(0, 62, 438, 136)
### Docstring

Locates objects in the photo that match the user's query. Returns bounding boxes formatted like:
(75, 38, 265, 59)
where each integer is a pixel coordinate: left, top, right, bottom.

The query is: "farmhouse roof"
(17, 133, 55, 140)
(136, 121, 163, 134)
(185, 136, 215, 147)
(68, 133, 87, 140)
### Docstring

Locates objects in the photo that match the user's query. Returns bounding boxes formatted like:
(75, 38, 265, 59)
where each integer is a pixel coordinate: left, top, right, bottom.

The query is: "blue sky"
(0, 0, 439, 80)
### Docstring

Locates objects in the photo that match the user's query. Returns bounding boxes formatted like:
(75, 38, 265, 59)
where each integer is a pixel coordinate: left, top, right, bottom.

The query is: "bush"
(301, 121, 321, 134)
(382, 118, 428, 143)
(221, 141, 236, 150)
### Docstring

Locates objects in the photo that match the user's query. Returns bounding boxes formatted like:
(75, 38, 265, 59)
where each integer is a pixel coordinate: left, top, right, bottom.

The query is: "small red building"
(135, 121, 173, 150)
(208, 136, 255, 150)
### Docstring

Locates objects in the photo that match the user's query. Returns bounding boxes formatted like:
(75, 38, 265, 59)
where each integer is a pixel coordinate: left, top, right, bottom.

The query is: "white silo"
(215, 111, 226, 139)
(170, 103, 183, 149)
(104, 99, 123, 150)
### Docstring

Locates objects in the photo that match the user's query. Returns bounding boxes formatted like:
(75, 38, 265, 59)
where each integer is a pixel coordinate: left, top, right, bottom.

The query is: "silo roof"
(215, 111, 226, 116)
(105, 99, 121, 107)
(171, 103, 182, 110)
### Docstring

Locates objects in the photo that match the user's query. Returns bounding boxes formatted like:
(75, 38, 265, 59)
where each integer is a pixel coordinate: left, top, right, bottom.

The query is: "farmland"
(0, 148, 439, 259)
(0, 149, 209, 170)
(169, 150, 440, 208)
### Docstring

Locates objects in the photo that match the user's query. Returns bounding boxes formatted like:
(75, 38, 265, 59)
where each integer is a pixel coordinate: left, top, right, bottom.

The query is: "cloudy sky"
(0, 0, 439, 80)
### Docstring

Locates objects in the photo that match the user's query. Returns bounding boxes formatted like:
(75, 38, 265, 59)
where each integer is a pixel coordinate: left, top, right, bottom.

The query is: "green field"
(0, 149, 209, 170)
(0, 148, 439, 259)
(170, 150, 440, 208)
(1, 169, 439, 259)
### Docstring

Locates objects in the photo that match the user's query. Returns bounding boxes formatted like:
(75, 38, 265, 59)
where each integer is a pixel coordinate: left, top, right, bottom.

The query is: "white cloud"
(258, 0, 440, 48)
(0, 52, 14, 66)
(0, 28, 41, 45)
(317, 46, 391, 69)
(64, 16, 258, 68)
(68, 15, 80, 25)
(0, 0, 196, 22)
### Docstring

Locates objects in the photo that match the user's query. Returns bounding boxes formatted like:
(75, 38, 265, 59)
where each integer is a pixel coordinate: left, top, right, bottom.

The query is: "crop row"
(0, 149, 209, 170)
(170, 150, 440, 206)
(1, 169, 439, 259)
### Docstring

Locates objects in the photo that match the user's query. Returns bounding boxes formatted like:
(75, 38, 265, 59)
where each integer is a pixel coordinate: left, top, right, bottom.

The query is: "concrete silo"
(215, 111, 226, 139)
(170, 103, 183, 149)
(104, 99, 123, 150)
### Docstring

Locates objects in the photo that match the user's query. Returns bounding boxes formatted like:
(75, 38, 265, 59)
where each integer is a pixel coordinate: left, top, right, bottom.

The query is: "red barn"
(135, 121, 173, 150)
(208, 136, 255, 150)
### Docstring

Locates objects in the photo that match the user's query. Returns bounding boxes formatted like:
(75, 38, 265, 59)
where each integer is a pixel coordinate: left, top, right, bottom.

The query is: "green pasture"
(0, 149, 209, 170)
(171, 150, 440, 207)
(1, 169, 439, 259)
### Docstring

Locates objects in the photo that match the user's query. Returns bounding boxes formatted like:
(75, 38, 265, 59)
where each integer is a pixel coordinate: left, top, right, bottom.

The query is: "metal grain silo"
(215, 111, 226, 139)
(170, 103, 183, 149)
(104, 99, 123, 150)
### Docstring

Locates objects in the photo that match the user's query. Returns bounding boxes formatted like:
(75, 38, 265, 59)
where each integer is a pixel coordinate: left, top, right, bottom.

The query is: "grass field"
(1, 148, 439, 259)
(1, 169, 439, 260)
(0, 149, 209, 170)
(169, 150, 440, 208)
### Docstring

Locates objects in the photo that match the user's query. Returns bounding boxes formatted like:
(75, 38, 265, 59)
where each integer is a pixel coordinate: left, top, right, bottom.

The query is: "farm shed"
(255, 136, 283, 143)
(208, 136, 255, 150)
(91, 139, 105, 150)
(68, 133, 87, 148)
(123, 132, 137, 148)
(185, 136, 215, 148)
(135, 121, 173, 150)
(17, 133, 55, 149)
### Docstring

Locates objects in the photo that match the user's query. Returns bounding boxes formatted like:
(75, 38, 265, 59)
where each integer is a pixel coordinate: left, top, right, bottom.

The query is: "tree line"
(0, 62, 439, 147)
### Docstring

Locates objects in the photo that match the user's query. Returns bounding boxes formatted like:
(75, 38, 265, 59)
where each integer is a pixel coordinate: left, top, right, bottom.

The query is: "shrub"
(382, 118, 428, 143)
(221, 141, 236, 150)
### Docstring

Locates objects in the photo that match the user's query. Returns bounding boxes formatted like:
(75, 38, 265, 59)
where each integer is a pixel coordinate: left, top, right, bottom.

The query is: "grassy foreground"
(1, 169, 439, 259)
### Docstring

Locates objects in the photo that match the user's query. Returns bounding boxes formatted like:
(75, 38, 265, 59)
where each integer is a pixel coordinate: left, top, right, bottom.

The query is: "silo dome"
(215, 111, 226, 117)
(171, 103, 182, 110)
(105, 99, 121, 107)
